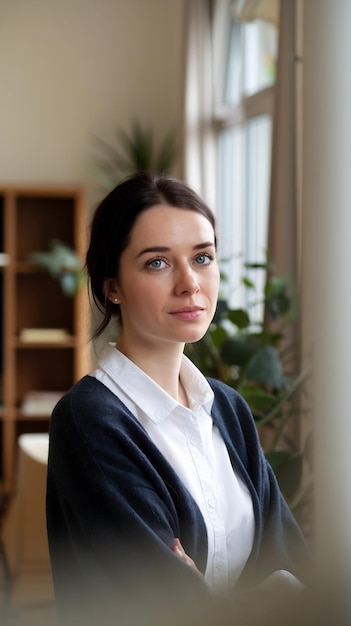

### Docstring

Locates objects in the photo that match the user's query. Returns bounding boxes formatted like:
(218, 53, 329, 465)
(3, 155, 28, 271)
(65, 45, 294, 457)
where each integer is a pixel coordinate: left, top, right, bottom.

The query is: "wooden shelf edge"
(14, 337, 77, 349)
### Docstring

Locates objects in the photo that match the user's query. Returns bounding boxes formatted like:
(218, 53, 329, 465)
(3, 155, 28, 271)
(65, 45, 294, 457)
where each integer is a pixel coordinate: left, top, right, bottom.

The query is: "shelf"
(15, 337, 77, 349)
(15, 195, 76, 260)
(16, 273, 75, 334)
(0, 253, 9, 268)
(0, 185, 89, 493)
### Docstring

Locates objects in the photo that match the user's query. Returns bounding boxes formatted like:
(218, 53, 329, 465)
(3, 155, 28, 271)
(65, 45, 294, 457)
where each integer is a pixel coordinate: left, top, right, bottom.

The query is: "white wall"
(0, 0, 185, 204)
(302, 0, 351, 611)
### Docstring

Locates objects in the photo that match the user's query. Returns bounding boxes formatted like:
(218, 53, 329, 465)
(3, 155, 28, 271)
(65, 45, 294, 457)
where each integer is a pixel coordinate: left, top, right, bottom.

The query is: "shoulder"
(48, 376, 156, 485)
(53, 375, 121, 413)
(50, 375, 135, 440)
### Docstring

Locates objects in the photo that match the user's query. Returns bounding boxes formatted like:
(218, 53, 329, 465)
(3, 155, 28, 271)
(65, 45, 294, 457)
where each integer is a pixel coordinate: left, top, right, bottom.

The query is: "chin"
(180, 329, 208, 344)
(166, 321, 211, 345)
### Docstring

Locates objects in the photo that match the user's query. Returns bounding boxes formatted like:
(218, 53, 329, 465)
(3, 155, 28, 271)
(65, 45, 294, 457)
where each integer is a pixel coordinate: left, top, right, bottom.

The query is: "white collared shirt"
(91, 344, 255, 592)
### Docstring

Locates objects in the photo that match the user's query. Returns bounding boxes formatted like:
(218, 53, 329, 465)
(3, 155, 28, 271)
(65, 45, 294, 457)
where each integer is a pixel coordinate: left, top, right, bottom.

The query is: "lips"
(169, 306, 204, 321)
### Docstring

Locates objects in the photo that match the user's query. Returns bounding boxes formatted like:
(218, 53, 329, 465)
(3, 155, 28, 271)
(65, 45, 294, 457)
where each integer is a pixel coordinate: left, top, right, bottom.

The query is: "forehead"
(130, 204, 215, 243)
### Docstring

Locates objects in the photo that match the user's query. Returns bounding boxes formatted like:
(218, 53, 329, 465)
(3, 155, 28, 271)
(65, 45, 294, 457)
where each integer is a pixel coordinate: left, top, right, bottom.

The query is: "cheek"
(122, 277, 165, 309)
(205, 268, 220, 293)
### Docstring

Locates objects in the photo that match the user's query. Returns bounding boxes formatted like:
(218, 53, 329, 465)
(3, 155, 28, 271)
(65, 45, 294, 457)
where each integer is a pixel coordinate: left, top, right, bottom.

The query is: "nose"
(174, 265, 200, 295)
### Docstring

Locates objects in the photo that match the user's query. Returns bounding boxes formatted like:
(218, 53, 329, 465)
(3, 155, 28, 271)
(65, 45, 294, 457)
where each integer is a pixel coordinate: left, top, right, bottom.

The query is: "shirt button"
(207, 498, 215, 508)
(190, 437, 197, 445)
(215, 560, 223, 571)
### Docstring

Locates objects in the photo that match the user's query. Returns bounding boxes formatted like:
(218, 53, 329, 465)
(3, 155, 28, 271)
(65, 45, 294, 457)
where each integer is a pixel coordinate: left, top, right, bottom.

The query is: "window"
(212, 3, 278, 323)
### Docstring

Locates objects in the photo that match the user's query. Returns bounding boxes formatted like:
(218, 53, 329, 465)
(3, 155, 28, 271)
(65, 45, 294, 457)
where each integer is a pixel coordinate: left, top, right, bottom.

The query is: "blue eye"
(148, 258, 166, 270)
(195, 253, 212, 265)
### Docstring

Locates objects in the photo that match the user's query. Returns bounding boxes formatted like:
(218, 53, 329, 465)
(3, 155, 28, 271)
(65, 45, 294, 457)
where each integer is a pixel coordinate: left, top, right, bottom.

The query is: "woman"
(46, 172, 308, 623)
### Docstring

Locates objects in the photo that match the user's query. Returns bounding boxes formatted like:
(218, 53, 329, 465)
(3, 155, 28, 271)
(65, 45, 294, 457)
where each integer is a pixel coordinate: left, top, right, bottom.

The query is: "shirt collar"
(96, 344, 214, 424)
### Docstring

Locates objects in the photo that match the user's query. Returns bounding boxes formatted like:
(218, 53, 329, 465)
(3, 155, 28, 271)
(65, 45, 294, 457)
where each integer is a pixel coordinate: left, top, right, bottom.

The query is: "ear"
(103, 278, 121, 305)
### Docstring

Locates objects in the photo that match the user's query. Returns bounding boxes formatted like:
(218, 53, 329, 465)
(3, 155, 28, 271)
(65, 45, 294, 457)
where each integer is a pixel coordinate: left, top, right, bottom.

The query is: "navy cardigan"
(46, 375, 308, 619)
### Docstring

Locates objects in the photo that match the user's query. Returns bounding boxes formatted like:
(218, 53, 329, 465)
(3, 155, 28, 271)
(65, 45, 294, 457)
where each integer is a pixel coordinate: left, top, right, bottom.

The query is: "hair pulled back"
(86, 170, 216, 338)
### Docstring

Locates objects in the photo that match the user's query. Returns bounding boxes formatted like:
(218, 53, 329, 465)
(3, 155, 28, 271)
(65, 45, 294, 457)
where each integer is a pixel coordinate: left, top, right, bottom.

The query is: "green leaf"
(28, 240, 83, 297)
(227, 308, 250, 329)
(238, 384, 277, 414)
(249, 330, 283, 347)
(264, 275, 294, 319)
(242, 277, 255, 289)
(245, 261, 271, 271)
(212, 299, 229, 324)
(265, 449, 289, 473)
(265, 275, 287, 296)
(155, 130, 178, 173)
(244, 346, 285, 389)
(266, 451, 303, 500)
(209, 325, 227, 348)
(220, 337, 258, 367)
(118, 122, 153, 171)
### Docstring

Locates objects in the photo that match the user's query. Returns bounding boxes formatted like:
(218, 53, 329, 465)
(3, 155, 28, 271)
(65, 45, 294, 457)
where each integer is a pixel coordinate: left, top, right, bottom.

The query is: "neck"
(115, 337, 188, 406)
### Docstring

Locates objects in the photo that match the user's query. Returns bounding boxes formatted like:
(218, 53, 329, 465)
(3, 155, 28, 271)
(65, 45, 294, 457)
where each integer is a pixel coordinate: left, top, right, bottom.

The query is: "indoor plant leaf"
(237, 384, 277, 415)
(244, 345, 286, 389)
(266, 451, 304, 500)
(220, 336, 258, 368)
(227, 308, 250, 329)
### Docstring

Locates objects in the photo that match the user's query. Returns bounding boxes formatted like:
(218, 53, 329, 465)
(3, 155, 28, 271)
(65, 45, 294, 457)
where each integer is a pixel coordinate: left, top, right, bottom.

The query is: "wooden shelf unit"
(0, 186, 90, 494)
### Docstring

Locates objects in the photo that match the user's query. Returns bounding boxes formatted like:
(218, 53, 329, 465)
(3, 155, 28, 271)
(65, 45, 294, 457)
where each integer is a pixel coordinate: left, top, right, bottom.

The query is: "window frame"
(211, 2, 277, 319)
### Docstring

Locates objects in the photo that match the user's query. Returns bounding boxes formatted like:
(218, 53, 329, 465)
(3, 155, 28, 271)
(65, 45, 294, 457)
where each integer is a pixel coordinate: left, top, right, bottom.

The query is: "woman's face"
(110, 204, 220, 351)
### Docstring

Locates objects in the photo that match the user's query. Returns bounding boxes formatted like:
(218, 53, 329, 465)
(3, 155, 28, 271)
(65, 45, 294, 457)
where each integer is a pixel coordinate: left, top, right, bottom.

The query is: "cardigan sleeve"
(208, 378, 309, 587)
(46, 377, 208, 622)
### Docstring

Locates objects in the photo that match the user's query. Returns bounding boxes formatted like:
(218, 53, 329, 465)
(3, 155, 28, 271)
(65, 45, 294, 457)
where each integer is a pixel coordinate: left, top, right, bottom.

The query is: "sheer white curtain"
(183, 0, 216, 209)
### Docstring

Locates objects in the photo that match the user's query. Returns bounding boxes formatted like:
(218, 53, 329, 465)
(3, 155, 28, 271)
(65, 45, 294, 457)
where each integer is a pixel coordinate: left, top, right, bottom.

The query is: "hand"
(172, 538, 201, 574)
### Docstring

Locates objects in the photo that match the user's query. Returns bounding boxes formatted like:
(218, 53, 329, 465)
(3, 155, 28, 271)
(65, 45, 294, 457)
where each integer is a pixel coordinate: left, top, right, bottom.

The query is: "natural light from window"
(214, 10, 278, 324)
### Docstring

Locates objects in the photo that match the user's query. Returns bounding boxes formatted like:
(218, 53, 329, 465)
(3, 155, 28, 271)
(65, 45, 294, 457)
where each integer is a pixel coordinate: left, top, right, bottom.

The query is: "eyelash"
(146, 252, 214, 270)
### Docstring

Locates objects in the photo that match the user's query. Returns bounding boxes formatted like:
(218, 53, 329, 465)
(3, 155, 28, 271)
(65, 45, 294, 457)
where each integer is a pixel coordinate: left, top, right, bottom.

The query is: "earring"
(113, 297, 120, 304)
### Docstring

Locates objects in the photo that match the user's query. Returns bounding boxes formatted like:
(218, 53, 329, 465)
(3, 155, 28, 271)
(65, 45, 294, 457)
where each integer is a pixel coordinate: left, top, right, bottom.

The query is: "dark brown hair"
(86, 171, 217, 337)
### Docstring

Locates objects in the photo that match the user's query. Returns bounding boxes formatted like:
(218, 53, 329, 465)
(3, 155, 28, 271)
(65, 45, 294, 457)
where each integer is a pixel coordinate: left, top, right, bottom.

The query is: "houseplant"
(28, 239, 84, 297)
(91, 119, 178, 191)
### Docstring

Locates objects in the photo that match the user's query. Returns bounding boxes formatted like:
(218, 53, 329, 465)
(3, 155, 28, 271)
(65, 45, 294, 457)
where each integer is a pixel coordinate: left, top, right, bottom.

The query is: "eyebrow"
(136, 242, 216, 258)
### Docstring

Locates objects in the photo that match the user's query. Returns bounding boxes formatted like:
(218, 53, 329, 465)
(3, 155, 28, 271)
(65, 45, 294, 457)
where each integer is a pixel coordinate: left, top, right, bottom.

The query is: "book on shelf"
(0, 252, 10, 267)
(19, 327, 70, 343)
(21, 390, 65, 416)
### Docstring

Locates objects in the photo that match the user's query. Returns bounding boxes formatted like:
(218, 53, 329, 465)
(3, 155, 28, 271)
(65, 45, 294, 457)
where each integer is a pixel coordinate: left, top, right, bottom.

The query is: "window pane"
(223, 18, 277, 105)
(223, 20, 242, 106)
(217, 125, 245, 309)
(245, 115, 272, 322)
(216, 115, 272, 323)
(243, 20, 278, 96)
